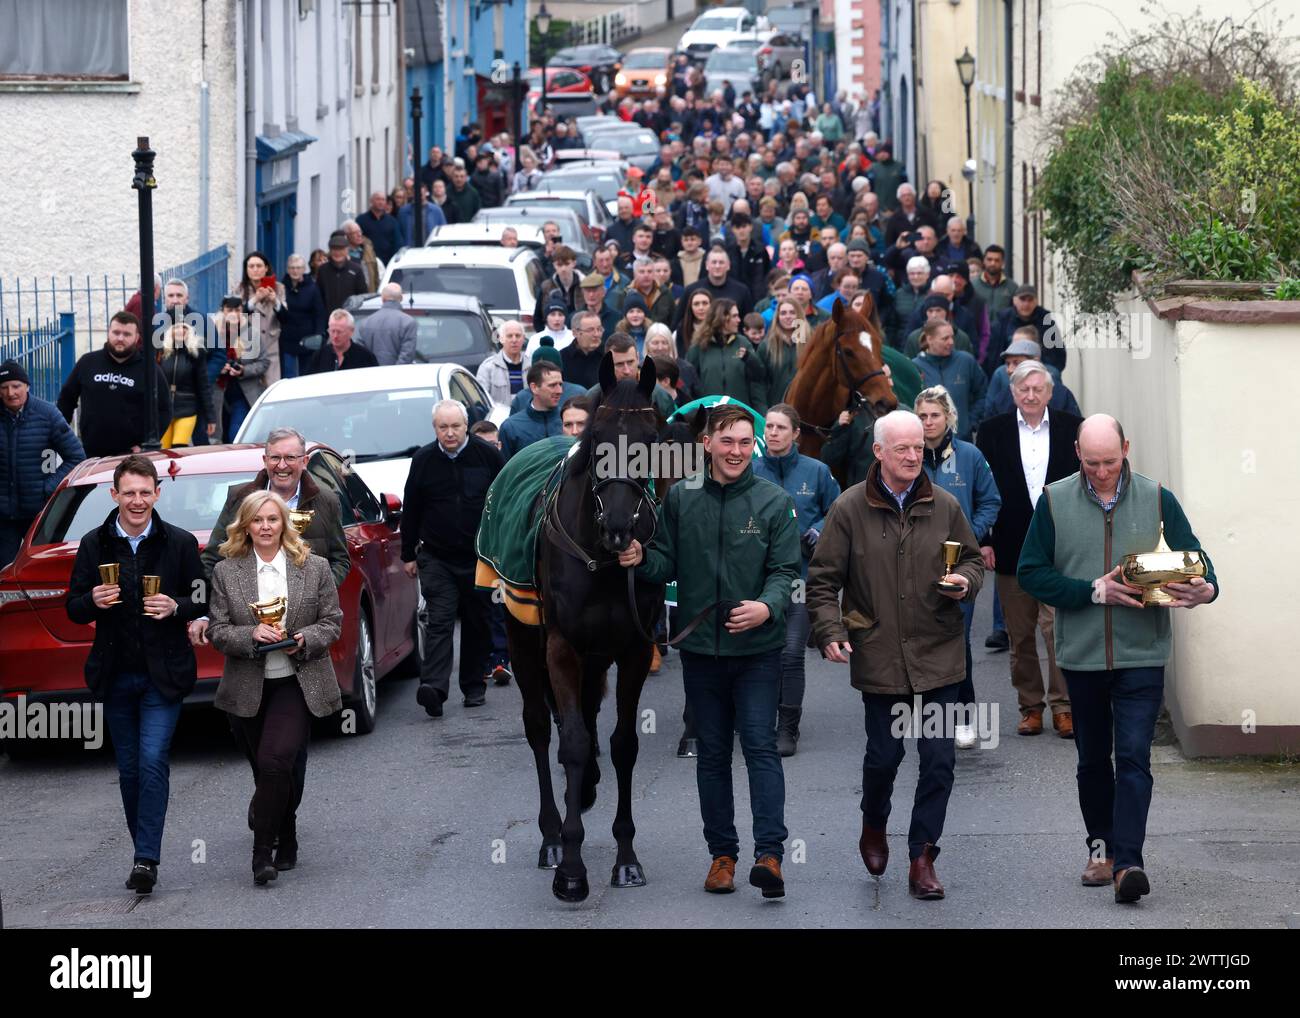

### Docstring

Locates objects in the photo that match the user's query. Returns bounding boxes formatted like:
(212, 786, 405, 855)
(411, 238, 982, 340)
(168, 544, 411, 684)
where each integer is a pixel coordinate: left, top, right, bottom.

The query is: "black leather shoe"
(416, 684, 444, 717)
(253, 848, 278, 886)
(984, 629, 1009, 651)
(490, 664, 512, 686)
(677, 736, 698, 758)
(125, 862, 158, 894)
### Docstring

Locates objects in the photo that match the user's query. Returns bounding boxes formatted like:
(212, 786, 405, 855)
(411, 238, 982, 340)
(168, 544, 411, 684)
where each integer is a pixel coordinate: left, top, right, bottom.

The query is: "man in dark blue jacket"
(1, 360, 85, 566)
(498, 361, 565, 459)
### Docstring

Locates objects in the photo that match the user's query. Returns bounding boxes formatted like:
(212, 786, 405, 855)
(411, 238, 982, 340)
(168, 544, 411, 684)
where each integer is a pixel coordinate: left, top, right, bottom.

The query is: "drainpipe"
(1003, 0, 1013, 267)
(244, 0, 258, 255)
(199, 0, 210, 254)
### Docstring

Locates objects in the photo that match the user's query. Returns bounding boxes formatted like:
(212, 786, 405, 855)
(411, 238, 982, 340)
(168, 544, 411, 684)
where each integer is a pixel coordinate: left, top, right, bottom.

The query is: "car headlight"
(615, 72, 626, 86)
(654, 73, 666, 86)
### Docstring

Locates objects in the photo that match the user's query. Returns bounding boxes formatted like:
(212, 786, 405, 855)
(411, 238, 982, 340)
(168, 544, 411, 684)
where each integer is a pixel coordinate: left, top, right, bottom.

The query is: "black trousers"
(228, 677, 311, 849)
(417, 551, 491, 701)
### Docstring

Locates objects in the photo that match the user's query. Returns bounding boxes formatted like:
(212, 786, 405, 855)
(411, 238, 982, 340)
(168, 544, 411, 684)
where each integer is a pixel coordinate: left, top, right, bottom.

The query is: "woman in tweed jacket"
(209, 490, 342, 886)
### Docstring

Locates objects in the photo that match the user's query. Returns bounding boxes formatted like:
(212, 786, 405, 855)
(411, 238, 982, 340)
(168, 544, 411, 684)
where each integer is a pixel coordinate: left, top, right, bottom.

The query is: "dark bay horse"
(503, 353, 664, 902)
(784, 298, 897, 462)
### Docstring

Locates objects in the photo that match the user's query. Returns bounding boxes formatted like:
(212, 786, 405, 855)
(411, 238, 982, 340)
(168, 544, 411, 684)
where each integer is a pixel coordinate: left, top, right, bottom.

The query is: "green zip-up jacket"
(754, 338, 798, 411)
(1017, 466, 1218, 671)
(686, 333, 768, 411)
(636, 463, 801, 657)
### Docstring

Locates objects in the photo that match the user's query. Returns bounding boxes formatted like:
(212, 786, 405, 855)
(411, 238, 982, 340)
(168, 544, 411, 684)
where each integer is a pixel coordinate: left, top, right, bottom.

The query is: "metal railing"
(0, 312, 76, 405)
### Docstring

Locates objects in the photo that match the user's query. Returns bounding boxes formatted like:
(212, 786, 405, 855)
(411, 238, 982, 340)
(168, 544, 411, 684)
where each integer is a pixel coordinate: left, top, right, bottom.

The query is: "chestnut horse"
(784, 298, 898, 461)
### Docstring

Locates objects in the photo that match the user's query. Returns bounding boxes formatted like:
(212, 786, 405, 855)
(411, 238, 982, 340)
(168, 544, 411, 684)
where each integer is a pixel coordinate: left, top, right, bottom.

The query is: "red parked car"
(0, 443, 418, 743)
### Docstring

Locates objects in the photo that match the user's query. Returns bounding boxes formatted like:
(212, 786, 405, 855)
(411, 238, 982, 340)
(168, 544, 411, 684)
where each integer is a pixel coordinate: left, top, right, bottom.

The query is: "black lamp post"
(411, 87, 425, 246)
(511, 61, 524, 147)
(955, 46, 977, 241)
(536, 3, 552, 117)
(131, 135, 160, 451)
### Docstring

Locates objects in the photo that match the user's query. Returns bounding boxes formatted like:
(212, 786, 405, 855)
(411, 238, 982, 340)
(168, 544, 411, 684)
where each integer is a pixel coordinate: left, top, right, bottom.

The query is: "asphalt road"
(3, 581, 1297, 929)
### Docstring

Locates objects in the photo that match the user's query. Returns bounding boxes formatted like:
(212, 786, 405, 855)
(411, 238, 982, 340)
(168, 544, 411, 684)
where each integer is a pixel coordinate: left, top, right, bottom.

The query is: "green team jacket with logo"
(637, 463, 801, 657)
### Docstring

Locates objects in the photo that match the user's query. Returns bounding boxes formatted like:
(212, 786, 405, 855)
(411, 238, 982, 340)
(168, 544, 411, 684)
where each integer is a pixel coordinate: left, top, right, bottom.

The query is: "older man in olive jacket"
(807, 409, 984, 900)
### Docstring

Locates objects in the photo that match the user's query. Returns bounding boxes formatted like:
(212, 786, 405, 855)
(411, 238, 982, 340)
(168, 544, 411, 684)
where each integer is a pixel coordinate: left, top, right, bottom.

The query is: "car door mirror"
(382, 492, 403, 529)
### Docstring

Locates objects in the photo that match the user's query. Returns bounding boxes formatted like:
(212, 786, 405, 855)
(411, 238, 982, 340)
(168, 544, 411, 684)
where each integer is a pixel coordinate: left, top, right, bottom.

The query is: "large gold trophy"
(1119, 525, 1207, 606)
(249, 595, 298, 654)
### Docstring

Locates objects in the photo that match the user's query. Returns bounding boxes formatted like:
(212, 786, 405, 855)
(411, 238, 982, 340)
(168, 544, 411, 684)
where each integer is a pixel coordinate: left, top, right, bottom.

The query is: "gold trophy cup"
(288, 508, 315, 534)
(249, 595, 298, 655)
(936, 541, 965, 593)
(98, 562, 121, 605)
(141, 575, 162, 616)
(1119, 525, 1207, 606)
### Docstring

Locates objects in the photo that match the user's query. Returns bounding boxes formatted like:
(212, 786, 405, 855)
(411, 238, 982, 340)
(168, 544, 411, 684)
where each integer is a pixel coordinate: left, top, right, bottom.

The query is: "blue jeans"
(225, 386, 251, 443)
(103, 671, 183, 864)
(280, 350, 300, 380)
(779, 600, 810, 707)
(681, 648, 787, 861)
(862, 683, 959, 860)
(1063, 667, 1164, 872)
(991, 585, 1005, 633)
(957, 600, 975, 707)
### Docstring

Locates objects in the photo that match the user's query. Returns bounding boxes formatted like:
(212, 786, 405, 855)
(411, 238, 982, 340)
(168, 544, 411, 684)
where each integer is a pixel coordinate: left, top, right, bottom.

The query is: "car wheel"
(348, 610, 378, 734)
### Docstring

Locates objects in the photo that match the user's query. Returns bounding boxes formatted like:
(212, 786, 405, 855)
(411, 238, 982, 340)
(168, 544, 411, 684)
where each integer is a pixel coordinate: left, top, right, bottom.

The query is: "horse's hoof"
(677, 738, 699, 758)
(611, 862, 647, 888)
(552, 871, 589, 902)
(538, 843, 562, 869)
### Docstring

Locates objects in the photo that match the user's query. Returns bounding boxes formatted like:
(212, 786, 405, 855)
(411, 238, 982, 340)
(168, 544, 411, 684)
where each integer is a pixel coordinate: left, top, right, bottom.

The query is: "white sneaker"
(954, 724, 977, 750)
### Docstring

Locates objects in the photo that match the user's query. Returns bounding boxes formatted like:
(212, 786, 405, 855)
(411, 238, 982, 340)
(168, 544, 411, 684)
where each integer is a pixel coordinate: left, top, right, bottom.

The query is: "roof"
(428, 221, 546, 247)
(344, 291, 487, 314)
(405, 0, 444, 65)
(254, 364, 462, 403)
(388, 245, 537, 269)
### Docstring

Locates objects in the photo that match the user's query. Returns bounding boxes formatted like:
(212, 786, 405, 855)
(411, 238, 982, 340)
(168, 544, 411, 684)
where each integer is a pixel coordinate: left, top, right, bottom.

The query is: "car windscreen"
(34, 473, 257, 546)
(478, 210, 582, 246)
(692, 15, 738, 30)
(240, 389, 442, 463)
(506, 198, 589, 227)
(353, 308, 491, 360)
(706, 51, 756, 72)
(623, 52, 666, 69)
(544, 171, 621, 202)
(387, 266, 520, 309)
(586, 130, 658, 156)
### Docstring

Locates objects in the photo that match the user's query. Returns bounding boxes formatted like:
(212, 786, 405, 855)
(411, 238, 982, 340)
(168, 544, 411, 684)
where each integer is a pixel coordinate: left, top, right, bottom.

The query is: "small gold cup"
(141, 575, 162, 616)
(98, 562, 121, 605)
(936, 541, 964, 593)
(249, 596, 297, 655)
(288, 508, 315, 534)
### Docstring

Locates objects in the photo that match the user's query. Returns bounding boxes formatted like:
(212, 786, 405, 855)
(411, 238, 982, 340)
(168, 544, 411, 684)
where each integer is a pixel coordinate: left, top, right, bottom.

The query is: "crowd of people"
(0, 73, 1219, 910)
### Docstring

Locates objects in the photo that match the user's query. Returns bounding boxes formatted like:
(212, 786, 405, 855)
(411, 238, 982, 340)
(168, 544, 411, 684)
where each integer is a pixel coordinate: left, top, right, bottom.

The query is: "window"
(307, 452, 359, 525)
(0, 0, 129, 80)
(449, 372, 492, 424)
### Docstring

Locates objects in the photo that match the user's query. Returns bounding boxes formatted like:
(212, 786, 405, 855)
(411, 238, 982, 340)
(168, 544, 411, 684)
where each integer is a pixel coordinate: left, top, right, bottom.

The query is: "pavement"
(2, 581, 1297, 930)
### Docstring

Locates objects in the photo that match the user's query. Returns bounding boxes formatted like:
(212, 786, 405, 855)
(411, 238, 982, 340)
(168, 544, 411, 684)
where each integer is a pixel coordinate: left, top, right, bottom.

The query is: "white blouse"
(255, 548, 294, 678)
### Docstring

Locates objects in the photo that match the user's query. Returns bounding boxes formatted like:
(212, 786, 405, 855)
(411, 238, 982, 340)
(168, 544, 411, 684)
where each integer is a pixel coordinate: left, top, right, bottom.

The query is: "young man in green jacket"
(1018, 414, 1218, 904)
(619, 404, 801, 899)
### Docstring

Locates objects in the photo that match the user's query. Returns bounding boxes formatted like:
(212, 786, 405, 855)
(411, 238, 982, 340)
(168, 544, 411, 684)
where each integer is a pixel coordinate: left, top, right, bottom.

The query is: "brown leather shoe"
(1081, 856, 1114, 886)
(1053, 711, 1075, 739)
(859, 821, 888, 876)
(1114, 866, 1151, 903)
(649, 644, 662, 673)
(908, 844, 944, 900)
(748, 854, 785, 898)
(704, 856, 736, 894)
(1017, 709, 1044, 736)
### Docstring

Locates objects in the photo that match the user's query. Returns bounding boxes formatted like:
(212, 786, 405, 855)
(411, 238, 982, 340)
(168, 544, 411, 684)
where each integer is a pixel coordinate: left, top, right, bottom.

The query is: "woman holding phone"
(208, 490, 342, 886)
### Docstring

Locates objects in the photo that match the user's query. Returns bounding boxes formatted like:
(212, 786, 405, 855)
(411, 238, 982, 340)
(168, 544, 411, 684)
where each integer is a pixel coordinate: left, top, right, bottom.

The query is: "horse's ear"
(637, 355, 656, 399)
(831, 299, 844, 326)
(691, 406, 708, 437)
(598, 350, 616, 395)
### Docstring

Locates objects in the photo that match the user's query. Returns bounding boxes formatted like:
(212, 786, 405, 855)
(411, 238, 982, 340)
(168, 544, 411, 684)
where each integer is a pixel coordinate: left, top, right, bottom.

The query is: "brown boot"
(908, 844, 944, 900)
(1081, 856, 1114, 886)
(704, 856, 736, 894)
(1017, 708, 1044, 736)
(859, 820, 888, 876)
(649, 644, 662, 673)
(1053, 711, 1075, 739)
(748, 854, 785, 898)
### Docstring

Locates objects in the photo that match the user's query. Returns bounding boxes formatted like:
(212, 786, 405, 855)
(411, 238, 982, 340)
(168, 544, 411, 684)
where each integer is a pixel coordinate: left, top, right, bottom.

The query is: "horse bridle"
(836, 342, 887, 410)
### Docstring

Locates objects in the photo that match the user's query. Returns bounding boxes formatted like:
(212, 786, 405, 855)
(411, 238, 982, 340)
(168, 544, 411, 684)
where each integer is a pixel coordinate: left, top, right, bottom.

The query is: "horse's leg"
(580, 654, 610, 813)
(609, 636, 653, 888)
(547, 631, 591, 902)
(505, 613, 562, 869)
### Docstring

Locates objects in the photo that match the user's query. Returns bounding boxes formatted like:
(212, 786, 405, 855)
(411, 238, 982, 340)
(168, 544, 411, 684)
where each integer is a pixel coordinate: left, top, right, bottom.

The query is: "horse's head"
(657, 406, 708, 500)
(825, 300, 898, 418)
(575, 351, 661, 554)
